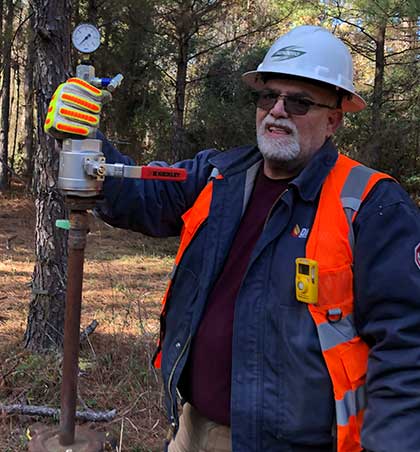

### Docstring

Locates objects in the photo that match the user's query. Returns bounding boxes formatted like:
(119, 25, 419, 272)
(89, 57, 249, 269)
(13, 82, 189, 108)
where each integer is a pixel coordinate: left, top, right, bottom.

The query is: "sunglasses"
(254, 90, 335, 116)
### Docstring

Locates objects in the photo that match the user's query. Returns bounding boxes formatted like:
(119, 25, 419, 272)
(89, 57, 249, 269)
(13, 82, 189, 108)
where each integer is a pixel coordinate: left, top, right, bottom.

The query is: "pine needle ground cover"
(0, 188, 179, 451)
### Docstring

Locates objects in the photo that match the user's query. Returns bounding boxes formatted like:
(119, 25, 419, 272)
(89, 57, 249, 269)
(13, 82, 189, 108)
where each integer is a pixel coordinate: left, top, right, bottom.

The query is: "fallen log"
(0, 404, 116, 422)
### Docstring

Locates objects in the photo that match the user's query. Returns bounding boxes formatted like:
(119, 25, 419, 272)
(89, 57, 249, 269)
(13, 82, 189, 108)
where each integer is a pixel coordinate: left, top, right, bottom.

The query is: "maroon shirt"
(179, 167, 290, 425)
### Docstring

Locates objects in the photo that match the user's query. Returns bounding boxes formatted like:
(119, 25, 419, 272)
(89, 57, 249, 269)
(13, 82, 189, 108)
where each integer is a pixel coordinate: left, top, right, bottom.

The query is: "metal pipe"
(59, 210, 88, 446)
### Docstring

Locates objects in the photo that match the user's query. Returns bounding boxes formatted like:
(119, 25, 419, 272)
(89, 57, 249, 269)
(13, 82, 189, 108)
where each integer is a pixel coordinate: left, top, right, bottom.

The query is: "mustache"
(260, 115, 298, 136)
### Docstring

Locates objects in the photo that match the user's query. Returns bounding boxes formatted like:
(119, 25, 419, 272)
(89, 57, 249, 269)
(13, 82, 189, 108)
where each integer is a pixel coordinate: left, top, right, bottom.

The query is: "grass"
(0, 187, 179, 451)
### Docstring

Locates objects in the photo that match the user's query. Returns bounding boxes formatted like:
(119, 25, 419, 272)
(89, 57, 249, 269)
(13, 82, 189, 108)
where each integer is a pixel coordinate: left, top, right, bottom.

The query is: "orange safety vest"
(306, 154, 391, 452)
(153, 154, 392, 452)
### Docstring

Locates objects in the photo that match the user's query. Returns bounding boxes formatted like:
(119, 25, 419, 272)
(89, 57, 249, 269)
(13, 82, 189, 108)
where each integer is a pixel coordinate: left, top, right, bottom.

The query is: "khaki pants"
(168, 403, 232, 452)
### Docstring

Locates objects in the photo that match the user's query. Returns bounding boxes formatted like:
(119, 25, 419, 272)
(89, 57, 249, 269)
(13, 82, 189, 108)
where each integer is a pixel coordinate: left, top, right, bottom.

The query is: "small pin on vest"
(415, 242, 420, 270)
(291, 224, 310, 239)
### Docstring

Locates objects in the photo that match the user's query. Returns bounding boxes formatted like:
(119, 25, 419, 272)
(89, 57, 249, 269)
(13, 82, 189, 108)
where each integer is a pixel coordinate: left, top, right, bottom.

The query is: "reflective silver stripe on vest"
(336, 384, 367, 426)
(317, 313, 357, 351)
(208, 167, 220, 180)
(340, 164, 377, 250)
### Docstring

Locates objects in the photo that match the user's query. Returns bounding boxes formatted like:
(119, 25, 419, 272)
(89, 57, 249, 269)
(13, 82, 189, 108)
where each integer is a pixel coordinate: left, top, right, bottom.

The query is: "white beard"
(256, 115, 301, 162)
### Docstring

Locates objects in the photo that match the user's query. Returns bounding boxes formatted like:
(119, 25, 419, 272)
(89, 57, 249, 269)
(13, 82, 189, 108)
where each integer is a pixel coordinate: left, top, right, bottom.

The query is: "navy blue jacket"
(97, 134, 420, 452)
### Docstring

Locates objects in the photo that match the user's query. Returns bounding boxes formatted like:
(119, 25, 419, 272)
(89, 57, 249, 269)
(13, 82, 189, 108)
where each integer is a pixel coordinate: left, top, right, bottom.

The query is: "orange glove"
(44, 77, 111, 139)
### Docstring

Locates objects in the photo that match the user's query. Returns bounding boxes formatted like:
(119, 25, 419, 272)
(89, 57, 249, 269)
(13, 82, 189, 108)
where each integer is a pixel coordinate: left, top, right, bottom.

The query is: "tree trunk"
(0, 0, 14, 190)
(368, 20, 386, 167)
(24, 0, 71, 352)
(71, 0, 81, 66)
(171, 37, 189, 162)
(73, 0, 80, 25)
(88, 0, 98, 24)
(408, 19, 419, 173)
(11, 58, 21, 173)
(0, 0, 4, 67)
(24, 14, 35, 188)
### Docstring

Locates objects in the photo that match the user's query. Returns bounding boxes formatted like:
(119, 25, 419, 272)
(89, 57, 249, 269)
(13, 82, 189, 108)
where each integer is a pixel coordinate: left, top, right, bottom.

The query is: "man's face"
(255, 78, 343, 178)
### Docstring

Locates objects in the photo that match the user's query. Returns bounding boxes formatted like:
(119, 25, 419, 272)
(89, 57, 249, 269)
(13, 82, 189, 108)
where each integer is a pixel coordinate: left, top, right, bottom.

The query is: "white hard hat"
(242, 25, 366, 112)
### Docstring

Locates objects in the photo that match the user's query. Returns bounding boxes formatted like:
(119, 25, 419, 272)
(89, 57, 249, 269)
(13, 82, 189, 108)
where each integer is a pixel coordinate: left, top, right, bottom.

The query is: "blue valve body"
(99, 78, 112, 87)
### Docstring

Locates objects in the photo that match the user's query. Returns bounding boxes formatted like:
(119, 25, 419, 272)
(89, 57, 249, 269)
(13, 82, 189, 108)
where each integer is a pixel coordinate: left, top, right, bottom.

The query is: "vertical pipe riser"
(59, 211, 88, 446)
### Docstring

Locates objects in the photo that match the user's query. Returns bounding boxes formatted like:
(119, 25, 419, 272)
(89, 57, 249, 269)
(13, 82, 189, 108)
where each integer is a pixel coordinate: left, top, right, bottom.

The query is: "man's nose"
(270, 97, 289, 118)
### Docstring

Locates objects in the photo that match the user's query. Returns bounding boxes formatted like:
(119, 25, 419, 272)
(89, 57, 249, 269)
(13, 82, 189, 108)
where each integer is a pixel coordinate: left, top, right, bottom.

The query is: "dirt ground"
(0, 187, 179, 451)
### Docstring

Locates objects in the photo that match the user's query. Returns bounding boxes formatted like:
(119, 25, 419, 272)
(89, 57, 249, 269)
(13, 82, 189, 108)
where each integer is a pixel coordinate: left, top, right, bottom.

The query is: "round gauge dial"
(72, 23, 101, 53)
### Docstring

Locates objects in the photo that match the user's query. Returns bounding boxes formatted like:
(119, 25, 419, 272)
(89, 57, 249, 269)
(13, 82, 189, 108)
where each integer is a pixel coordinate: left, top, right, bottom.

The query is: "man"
(45, 25, 420, 452)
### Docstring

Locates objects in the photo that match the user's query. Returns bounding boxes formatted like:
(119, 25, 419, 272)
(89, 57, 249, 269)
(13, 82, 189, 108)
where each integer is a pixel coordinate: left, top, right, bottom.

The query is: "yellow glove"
(44, 77, 111, 139)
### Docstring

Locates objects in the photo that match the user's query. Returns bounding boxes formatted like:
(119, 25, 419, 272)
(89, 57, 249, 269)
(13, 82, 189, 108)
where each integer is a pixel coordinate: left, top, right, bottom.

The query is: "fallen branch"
(0, 404, 116, 422)
(80, 319, 99, 343)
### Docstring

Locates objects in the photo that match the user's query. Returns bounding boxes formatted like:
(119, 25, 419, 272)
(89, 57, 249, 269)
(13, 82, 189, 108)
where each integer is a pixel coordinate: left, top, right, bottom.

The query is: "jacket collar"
(208, 139, 338, 202)
(290, 139, 338, 201)
(208, 144, 262, 177)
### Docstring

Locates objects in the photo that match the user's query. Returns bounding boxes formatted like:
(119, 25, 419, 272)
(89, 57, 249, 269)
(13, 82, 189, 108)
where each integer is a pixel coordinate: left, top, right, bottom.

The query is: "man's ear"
(326, 109, 343, 137)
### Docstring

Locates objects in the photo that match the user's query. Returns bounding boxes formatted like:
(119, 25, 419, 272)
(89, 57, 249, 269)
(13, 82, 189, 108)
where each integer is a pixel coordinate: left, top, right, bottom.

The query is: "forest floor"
(0, 185, 179, 451)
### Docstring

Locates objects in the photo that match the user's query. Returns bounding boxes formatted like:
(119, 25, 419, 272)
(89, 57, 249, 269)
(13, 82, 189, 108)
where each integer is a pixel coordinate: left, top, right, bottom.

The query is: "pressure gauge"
(72, 23, 101, 53)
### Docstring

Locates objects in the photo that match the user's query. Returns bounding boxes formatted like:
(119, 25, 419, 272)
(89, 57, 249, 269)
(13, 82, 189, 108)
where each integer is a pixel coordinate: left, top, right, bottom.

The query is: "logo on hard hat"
(271, 45, 306, 61)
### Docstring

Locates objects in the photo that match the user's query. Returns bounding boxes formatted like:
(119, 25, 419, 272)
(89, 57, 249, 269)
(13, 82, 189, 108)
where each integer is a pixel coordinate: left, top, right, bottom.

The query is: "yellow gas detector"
(295, 258, 318, 304)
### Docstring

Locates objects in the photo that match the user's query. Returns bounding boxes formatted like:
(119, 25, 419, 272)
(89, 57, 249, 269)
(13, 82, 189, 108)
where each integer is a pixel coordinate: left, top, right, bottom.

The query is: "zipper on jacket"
(163, 218, 208, 425)
(231, 186, 287, 449)
(168, 334, 192, 428)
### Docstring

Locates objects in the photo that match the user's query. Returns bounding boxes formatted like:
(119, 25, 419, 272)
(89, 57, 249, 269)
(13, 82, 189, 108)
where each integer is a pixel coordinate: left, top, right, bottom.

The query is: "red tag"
(415, 242, 420, 270)
(141, 166, 187, 182)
